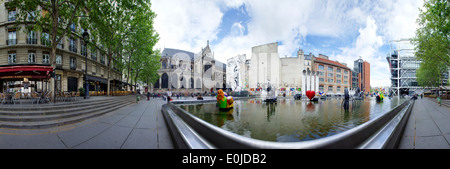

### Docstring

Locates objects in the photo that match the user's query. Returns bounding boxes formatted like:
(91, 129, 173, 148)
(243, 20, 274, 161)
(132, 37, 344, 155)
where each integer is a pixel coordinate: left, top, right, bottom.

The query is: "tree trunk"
(50, 0, 58, 103)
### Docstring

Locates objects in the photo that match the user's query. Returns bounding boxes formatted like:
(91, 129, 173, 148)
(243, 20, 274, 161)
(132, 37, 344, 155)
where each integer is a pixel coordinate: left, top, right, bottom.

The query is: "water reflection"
(178, 97, 407, 142)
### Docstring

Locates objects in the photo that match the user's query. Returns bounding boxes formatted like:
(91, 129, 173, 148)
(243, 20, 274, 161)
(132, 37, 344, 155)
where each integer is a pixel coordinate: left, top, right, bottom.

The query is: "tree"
(87, 0, 137, 96)
(10, 0, 86, 102)
(416, 58, 448, 88)
(119, 0, 160, 92)
(412, 0, 450, 66)
(413, 0, 450, 89)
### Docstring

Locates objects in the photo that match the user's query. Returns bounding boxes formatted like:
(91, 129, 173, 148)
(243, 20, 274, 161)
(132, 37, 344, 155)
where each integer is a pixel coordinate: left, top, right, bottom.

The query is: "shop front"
(0, 65, 53, 93)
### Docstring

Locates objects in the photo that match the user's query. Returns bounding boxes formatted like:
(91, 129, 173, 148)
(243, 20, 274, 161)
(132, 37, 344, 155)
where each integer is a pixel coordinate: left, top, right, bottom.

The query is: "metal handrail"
(163, 99, 414, 149)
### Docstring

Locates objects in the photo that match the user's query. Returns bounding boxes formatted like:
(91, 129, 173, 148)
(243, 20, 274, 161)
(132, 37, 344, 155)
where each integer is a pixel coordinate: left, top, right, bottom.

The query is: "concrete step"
(0, 96, 135, 111)
(0, 100, 134, 122)
(0, 101, 134, 129)
(0, 99, 133, 116)
(0, 96, 136, 129)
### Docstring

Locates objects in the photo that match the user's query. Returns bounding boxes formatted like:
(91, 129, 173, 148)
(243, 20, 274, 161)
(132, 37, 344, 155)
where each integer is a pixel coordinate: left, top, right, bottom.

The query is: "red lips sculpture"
(306, 90, 315, 100)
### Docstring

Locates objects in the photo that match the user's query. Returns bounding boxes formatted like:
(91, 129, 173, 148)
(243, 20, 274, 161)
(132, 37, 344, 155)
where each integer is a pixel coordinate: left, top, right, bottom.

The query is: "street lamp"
(82, 30, 90, 99)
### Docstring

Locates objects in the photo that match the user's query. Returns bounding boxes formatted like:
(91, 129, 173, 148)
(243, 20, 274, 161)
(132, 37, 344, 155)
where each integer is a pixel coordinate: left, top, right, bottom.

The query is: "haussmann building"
(0, 1, 124, 94)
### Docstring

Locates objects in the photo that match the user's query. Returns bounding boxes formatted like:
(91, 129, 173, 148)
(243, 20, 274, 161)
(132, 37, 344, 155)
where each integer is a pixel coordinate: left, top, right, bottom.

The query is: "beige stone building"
(0, 1, 122, 93)
(248, 42, 307, 94)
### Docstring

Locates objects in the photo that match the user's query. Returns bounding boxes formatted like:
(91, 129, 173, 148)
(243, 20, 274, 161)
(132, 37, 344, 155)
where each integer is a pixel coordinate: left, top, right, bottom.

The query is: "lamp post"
(82, 31, 90, 99)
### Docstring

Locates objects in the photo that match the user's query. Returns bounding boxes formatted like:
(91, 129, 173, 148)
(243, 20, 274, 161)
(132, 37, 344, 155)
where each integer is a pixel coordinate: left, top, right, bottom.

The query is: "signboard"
(0, 75, 49, 79)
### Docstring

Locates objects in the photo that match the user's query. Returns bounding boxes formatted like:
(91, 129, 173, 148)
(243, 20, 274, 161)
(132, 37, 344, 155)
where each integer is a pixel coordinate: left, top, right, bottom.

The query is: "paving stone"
(414, 136, 450, 149)
(74, 125, 133, 149)
(121, 128, 158, 149)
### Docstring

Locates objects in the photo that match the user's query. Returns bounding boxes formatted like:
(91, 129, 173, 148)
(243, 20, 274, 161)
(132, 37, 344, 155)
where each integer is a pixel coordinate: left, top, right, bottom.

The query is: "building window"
(56, 54, 62, 65)
(57, 36, 64, 49)
(328, 66, 333, 72)
(328, 86, 333, 92)
(319, 86, 324, 91)
(344, 75, 348, 80)
(8, 53, 16, 64)
(328, 73, 333, 77)
(41, 32, 50, 46)
(328, 78, 333, 83)
(28, 53, 36, 63)
(69, 37, 77, 53)
(56, 75, 61, 92)
(337, 80, 341, 84)
(337, 86, 341, 92)
(8, 8, 16, 21)
(8, 30, 16, 45)
(70, 57, 77, 70)
(91, 49, 97, 61)
(81, 42, 87, 57)
(336, 74, 341, 78)
(318, 65, 324, 70)
(100, 53, 105, 64)
(336, 68, 341, 73)
(162, 60, 167, 69)
(27, 11, 35, 21)
(70, 23, 76, 32)
(43, 54, 50, 64)
(319, 71, 324, 76)
(344, 70, 349, 75)
(27, 30, 37, 44)
(319, 78, 324, 82)
(344, 81, 348, 84)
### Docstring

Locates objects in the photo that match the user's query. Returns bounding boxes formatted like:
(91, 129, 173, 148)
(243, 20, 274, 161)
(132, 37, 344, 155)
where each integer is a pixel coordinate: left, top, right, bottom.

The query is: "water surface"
(178, 97, 407, 142)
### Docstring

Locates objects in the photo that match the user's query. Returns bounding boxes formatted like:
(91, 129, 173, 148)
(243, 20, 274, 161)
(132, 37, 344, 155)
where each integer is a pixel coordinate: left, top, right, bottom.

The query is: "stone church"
(152, 41, 226, 94)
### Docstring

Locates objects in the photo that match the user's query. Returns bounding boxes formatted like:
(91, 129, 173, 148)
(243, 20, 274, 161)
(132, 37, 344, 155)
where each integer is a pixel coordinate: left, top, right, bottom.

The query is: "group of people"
(145, 89, 208, 102)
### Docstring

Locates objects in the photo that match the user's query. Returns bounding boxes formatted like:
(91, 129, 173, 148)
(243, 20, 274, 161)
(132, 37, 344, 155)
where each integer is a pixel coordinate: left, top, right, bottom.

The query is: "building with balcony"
(0, 1, 123, 94)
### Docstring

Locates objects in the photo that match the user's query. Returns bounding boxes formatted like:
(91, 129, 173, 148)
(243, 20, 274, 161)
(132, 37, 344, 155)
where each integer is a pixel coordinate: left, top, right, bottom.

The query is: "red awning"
(0, 65, 53, 73)
(0, 65, 53, 80)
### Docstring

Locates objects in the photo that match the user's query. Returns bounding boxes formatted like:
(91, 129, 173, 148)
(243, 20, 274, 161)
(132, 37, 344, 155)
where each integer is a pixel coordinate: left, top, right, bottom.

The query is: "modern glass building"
(386, 39, 421, 96)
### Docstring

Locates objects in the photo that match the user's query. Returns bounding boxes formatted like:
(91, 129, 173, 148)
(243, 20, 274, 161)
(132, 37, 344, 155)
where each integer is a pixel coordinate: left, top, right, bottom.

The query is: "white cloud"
(152, 0, 224, 52)
(152, 0, 424, 88)
(332, 16, 388, 88)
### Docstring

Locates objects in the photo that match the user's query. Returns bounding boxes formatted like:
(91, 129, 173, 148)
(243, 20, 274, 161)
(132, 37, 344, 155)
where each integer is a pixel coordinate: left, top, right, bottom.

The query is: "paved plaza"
(399, 98, 450, 149)
(1, 94, 449, 149)
(0, 97, 174, 149)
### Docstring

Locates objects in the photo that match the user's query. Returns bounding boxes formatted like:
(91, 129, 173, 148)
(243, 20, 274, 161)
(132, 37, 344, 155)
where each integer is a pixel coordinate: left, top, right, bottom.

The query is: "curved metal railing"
(162, 98, 414, 149)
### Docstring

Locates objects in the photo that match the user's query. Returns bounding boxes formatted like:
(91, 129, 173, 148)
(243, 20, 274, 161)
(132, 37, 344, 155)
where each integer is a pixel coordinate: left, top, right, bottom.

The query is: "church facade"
(152, 42, 226, 94)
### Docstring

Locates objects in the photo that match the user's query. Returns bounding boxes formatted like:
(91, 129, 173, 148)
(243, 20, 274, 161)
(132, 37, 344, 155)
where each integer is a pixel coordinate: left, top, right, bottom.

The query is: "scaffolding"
(386, 39, 423, 96)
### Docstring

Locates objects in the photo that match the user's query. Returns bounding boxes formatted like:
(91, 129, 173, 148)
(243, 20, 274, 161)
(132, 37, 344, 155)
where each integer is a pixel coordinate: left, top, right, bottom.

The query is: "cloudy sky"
(151, 0, 424, 88)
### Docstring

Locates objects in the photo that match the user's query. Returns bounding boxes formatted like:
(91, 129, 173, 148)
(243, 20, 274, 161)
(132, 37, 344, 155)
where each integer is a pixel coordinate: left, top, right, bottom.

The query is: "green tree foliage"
(413, 0, 450, 87)
(416, 58, 447, 88)
(119, 0, 160, 91)
(86, 0, 159, 95)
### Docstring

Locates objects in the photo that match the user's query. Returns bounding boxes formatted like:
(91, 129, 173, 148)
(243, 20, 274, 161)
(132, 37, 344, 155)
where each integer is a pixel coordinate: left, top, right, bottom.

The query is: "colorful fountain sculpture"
(216, 89, 234, 110)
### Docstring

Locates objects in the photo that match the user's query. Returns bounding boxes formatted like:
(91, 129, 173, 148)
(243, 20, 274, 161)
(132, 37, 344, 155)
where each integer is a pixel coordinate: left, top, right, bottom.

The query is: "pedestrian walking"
(167, 89, 172, 102)
(147, 91, 150, 101)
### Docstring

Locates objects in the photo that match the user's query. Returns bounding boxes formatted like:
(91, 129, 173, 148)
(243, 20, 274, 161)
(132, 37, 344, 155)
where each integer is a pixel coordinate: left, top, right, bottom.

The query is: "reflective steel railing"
(163, 99, 414, 149)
